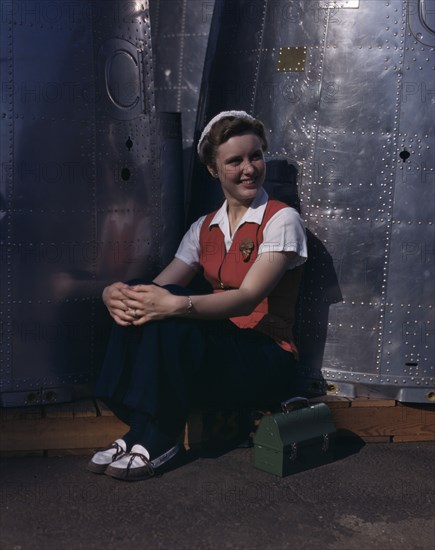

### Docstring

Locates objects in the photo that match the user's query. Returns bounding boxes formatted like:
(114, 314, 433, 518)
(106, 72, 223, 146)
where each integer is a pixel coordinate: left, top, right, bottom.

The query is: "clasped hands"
(102, 282, 182, 327)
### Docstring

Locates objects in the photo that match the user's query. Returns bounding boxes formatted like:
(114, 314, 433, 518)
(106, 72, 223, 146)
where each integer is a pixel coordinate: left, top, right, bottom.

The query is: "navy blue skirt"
(95, 284, 298, 437)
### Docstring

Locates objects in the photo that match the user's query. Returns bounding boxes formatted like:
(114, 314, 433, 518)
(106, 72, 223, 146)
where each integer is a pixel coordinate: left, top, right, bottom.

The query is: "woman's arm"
(102, 258, 197, 325)
(152, 257, 198, 287)
(122, 251, 296, 325)
(189, 250, 296, 318)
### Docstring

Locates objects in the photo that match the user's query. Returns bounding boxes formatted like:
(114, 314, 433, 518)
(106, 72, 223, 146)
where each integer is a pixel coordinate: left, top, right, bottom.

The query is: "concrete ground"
(0, 441, 434, 550)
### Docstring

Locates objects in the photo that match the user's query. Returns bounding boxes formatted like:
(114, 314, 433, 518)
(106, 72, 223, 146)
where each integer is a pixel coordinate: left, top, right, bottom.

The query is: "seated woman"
(88, 111, 308, 481)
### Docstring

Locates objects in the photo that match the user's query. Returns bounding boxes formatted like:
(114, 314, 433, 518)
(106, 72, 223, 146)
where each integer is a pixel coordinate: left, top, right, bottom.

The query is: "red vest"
(199, 199, 303, 355)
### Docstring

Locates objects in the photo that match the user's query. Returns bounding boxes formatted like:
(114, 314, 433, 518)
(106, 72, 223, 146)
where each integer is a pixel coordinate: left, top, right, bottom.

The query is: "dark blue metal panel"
(0, 1, 184, 406)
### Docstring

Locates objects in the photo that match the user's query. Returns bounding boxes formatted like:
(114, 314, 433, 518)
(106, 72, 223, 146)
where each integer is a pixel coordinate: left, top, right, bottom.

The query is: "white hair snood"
(196, 110, 256, 155)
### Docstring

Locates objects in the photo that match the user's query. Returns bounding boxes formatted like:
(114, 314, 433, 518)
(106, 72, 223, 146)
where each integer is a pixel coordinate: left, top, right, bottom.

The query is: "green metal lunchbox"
(253, 397, 336, 477)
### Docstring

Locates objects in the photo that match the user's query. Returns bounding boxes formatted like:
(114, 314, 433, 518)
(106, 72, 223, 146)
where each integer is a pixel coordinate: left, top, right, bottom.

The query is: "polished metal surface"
(0, 0, 184, 406)
(1, 0, 433, 406)
(150, 0, 214, 199)
(189, 0, 434, 402)
(150, 0, 214, 139)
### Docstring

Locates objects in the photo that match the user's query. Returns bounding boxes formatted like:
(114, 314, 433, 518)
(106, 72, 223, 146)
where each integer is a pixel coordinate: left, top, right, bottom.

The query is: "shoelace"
(102, 441, 125, 463)
(125, 452, 155, 478)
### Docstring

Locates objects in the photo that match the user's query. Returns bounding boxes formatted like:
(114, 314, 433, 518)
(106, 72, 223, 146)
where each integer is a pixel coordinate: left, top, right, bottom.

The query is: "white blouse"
(175, 188, 308, 271)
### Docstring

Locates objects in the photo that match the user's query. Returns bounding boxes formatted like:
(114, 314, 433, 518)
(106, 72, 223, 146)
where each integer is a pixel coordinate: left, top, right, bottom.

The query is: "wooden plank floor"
(1, 397, 434, 456)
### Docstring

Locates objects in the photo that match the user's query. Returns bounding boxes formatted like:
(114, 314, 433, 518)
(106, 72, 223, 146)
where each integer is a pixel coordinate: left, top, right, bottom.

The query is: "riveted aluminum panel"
(0, 1, 184, 406)
(379, 5, 435, 401)
(304, 1, 402, 394)
(150, 0, 214, 192)
(2, 0, 433, 405)
(2, 210, 94, 301)
(382, 303, 434, 382)
(0, 0, 102, 406)
(190, 0, 434, 401)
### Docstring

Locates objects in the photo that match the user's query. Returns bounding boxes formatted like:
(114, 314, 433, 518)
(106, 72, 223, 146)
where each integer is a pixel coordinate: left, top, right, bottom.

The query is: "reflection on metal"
(0, 0, 433, 407)
(326, 384, 340, 394)
(320, 1, 360, 7)
(420, 0, 435, 32)
(98, 38, 146, 119)
(189, 0, 434, 403)
(409, 0, 435, 45)
(105, 48, 141, 110)
(277, 47, 307, 72)
(0, 0, 184, 407)
(149, 0, 215, 195)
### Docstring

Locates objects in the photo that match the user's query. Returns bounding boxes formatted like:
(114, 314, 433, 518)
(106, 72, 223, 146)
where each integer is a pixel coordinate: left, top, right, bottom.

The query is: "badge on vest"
(239, 238, 255, 262)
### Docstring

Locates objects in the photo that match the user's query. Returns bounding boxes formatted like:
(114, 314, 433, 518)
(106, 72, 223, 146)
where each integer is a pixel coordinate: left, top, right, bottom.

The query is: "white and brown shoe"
(104, 443, 180, 481)
(87, 439, 127, 474)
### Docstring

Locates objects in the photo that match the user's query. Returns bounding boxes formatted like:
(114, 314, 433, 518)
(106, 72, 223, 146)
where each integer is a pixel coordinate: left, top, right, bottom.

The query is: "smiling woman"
(88, 111, 308, 481)
(211, 133, 266, 227)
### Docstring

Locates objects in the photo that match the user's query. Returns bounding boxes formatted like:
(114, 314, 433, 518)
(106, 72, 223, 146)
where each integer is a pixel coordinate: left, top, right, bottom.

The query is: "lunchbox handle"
(281, 396, 310, 413)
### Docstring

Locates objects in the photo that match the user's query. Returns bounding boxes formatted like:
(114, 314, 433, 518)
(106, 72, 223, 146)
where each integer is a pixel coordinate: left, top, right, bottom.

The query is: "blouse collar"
(208, 188, 269, 233)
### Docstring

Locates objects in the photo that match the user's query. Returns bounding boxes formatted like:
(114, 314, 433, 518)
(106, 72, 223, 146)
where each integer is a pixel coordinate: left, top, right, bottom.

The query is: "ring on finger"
(134, 309, 140, 319)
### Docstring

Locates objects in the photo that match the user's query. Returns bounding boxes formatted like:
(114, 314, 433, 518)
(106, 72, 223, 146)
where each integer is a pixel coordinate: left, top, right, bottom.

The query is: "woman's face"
(209, 132, 266, 206)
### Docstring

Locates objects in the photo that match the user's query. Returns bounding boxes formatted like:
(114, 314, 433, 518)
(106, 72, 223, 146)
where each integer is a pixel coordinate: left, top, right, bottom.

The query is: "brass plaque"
(277, 47, 307, 72)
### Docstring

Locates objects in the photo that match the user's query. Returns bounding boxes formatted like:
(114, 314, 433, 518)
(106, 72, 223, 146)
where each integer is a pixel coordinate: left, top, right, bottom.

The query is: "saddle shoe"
(87, 439, 127, 474)
(105, 443, 181, 481)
